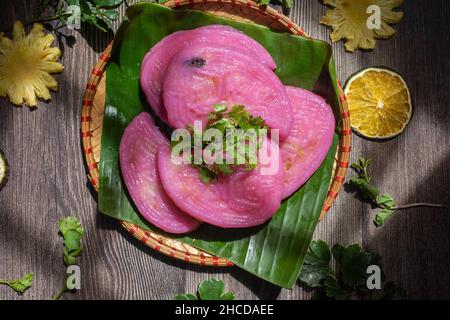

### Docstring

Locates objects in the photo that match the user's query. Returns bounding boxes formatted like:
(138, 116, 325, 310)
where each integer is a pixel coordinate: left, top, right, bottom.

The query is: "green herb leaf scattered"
(257, 0, 271, 6)
(174, 293, 198, 300)
(374, 208, 395, 227)
(350, 157, 397, 226)
(174, 279, 235, 300)
(198, 166, 218, 184)
(299, 240, 404, 300)
(59, 216, 85, 266)
(255, 0, 292, 9)
(0, 273, 34, 295)
(53, 216, 84, 300)
(28, 0, 124, 33)
(298, 240, 331, 288)
(350, 157, 446, 226)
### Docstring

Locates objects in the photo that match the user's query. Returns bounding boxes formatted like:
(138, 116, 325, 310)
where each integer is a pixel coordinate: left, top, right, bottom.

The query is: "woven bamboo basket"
(81, 0, 352, 267)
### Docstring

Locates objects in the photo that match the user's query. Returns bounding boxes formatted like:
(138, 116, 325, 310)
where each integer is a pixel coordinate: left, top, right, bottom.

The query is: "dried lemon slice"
(344, 67, 412, 139)
(0, 149, 9, 191)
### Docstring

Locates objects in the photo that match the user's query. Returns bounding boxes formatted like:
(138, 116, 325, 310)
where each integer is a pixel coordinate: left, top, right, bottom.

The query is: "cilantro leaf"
(349, 177, 380, 201)
(217, 163, 233, 175)
(198, 167, 218, 184)
(334, 244, 371, 287)
(350, 158, 400, 227)
(283, 0, 294, 9)
(374, 208, 395, 227)
(350, 157, 445, 226)
(174, 293, 198, 300)
(0, 273, 34, 295)
(94, 0, 123, 7)
(174, 279, 235, 300)
(257, 0, 271, 6)
(376, 194, 396, 209)
(213, 103, 228, 113)
(198, 279, 234, 300)
(59, 216, 84, 266)
(299, 240, 404, 300)
(299, 240, 331, 288)
(53, 216, 84, 300)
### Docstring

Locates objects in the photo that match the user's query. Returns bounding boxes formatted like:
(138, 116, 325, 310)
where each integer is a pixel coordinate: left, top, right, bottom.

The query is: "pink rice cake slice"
(140, 25, 276, 121)
(157, 138, 284, 228)
(281, 86, 335, 199)
(119, 112, 201, 234)
(162, 45, 292, 140)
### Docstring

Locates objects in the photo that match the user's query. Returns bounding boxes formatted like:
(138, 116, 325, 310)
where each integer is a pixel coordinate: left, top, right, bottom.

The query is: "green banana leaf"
(99, 3, 341, 288)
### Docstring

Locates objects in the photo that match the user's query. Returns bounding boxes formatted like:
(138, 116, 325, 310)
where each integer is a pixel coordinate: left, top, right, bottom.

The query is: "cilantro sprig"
(53, 216, 85, 300)
(0, 273, 34, 295)
(1, 0, 124, 33)
(174, 279, 235, 300)
(256, 0, 293, 10)
(350, 157, 446, 227)
(171, 104, 268, 184)
(299, 240, 406, 300)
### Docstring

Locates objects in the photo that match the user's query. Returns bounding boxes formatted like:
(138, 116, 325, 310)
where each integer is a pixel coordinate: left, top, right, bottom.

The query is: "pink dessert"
(140, 25, 276, 121)
(119, 112, 201, 233)
(281, 87, 335, 198)
(156, 138, 284, 228)
(162, 45, 292, 140)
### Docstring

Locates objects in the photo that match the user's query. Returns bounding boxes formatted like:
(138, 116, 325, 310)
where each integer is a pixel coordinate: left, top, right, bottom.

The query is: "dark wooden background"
(0, 0, 449, 300)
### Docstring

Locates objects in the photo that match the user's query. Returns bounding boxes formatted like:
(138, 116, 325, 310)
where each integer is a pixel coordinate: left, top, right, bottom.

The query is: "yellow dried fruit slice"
(344, 67, 412, 139)
(0, 149, 9, 191)
(320, 0, 404, 52)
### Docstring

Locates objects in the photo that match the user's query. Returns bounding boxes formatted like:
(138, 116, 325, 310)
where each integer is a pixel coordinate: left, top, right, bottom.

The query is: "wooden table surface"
(0, 0, 449, 300)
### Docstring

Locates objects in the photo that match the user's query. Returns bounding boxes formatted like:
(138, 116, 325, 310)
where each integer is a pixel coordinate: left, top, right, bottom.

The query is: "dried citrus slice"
(344, 67, 412, 139)
(0, 149, 9, 191)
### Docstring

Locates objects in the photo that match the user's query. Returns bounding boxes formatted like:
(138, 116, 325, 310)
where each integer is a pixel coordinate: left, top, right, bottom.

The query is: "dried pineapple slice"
(0, 21, 64, 107)
(321, 0, 404, 52)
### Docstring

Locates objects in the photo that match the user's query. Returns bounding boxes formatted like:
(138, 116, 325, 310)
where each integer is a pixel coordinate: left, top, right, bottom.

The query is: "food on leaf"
(120, 112, 201, 234)
(0, 21, 64, 107)
(162, 44, 292, 140)
(157, 138, 284, 228)
(281, 87, 335, 198)
(103, 3, 341, 287)
(320, 0, 404, 52)
(344, 67, 412, 139)
(0, 149, 9, 191)
(121, 23, 339, 233)
(140, 24, 276, 121)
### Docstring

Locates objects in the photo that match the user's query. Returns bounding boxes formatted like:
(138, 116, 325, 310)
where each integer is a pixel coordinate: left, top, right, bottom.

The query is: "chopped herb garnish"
(171, 104, 268, 184)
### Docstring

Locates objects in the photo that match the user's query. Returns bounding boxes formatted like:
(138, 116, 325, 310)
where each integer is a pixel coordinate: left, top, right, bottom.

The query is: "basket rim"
(81, 0, 352, 267)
